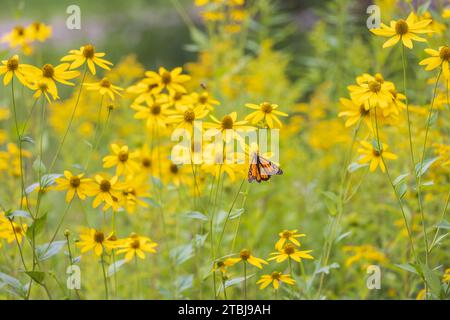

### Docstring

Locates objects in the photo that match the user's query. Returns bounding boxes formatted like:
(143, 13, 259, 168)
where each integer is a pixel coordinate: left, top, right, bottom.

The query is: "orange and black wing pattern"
(248, 153, 283, 183)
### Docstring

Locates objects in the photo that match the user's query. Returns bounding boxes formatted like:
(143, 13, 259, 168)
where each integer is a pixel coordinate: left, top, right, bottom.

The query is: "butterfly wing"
(248, 153, 283, 183)
(248, 153, 262, 183)
(258, 156, 283, 176)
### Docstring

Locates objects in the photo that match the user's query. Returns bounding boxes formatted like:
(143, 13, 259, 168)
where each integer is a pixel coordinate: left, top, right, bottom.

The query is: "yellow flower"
(0, 55, 40, 86)
(103, 144, 140, 176)
(116, 233, 157, 261)
(127, 79, 161, 104)
(32, 63, 80, 95)
(419, 46, 450, 79)
(212, 260, 228, 274)
(54, 170, 92, 202)
(268, 243, 314, 263)
(85, 175, 123, 208)
(224, 248, 268, 269)
(162, 161, 192, 187)
(443, 268, 450, 283)
(338, 98, 372, 128)
(85, 77, 123, 100)
(61, 44, 113, 75)
(120, 176, 151, 214)
(357, 140, 398, 173)
(168, 105, 209, 132)
(443, 8, 450, 19)
(343, 245, 388, 268)
(0, 213, 27, 244)
(275, 229, 306, 250)
(348, 73, 394, 109)
(144, 67, 191, 94)
(370, 12, 432, 49)
(137, 144, 157, 175)
(0, 26, 32, 54)
(29, 80, 59, 102)
(245, 102, 288, 128)
(190, 91, 220, 111)
(131, 95, 171, 130)
(256, 272, 295, 290)
(205, 111, 254, 132)
(76, 228, 116, 256)
(26, 22, 52, 42)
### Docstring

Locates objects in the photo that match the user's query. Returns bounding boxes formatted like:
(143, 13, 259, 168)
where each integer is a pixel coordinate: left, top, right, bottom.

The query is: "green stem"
(416, 68, 442, 265)
(374, 107, 417, 262)
(217, 179, 245, 253)
(243, 261, 247, 300)
(101, 251, 109, 300)
(49, 67, 87, 172)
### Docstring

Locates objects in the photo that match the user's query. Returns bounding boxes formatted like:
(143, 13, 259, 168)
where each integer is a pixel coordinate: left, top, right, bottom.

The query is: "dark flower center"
(70, 176, 81, 188)
(100, 180, 111, 192)
(130, 239, 140, 249)
(284, 244, 295, 255)
(170, 164, 179, 174)
(94, 231, 104, 243)
(440, 46, 450, 61)
(15, 26, 25, 36)
(372, 149, 382, 157)
(199, 93, 208, 104)
(368, 81, 381, 93)
(239, 249, 250, 260)
(151, 104, 161, 115)
(83, 44, 95, 59)
(100, 78, 111, 88)
(261, 102, 273, 113)
(118, 150, 129, 162)
(161, 71, 172, 85)
(42, 64, 55, 78)
(7, 57, 19, 71)
(221, 116, 234, 130)
(184, 110, 196, 123)
(142, 157, 152, 168)
(395, 20, 409, 35)
(271, 272, 281, 280)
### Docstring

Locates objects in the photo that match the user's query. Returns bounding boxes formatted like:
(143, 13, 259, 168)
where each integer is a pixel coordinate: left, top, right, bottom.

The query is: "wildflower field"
(0, 0, 449, 300)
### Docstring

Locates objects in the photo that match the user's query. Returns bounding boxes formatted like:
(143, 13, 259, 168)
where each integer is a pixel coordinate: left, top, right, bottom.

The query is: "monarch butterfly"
(248, 153, 283, 183)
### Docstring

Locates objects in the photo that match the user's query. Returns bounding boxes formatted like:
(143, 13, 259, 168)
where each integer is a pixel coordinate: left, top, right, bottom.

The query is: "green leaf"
(6, 210, 32, 219)
(40, 174, 62, 189)
(184, 211, 208, 221)
(229, 208, 245, 220)
(395, 182, 407, 199)
(420, 264, 441, 298)
(415, 157, 439, 177)
(25, 271, 45, 285)
(190, 27, 208, 47)
(435, 220, 450, 230)
(36, 240, 67, 261)
(393, 173, 409, 186)
(347, 162, 368, 173)
(107, 259, 128, 277)
(170, 244, 193, 265)
(21, 136, 35, 145)
(176, 274, 193, 293)
(32, 158, 47, 174)
(315, 263, 340, 275)
(0, 272, 23, 290)
(217, 274, 255, 294)
(395, 263, 419, 275)
(26, 213, 48, 238)
(193, 234, 208, 248)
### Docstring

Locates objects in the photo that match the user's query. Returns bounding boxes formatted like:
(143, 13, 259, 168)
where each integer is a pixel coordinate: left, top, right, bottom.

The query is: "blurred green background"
(0, 0, 336, 69)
